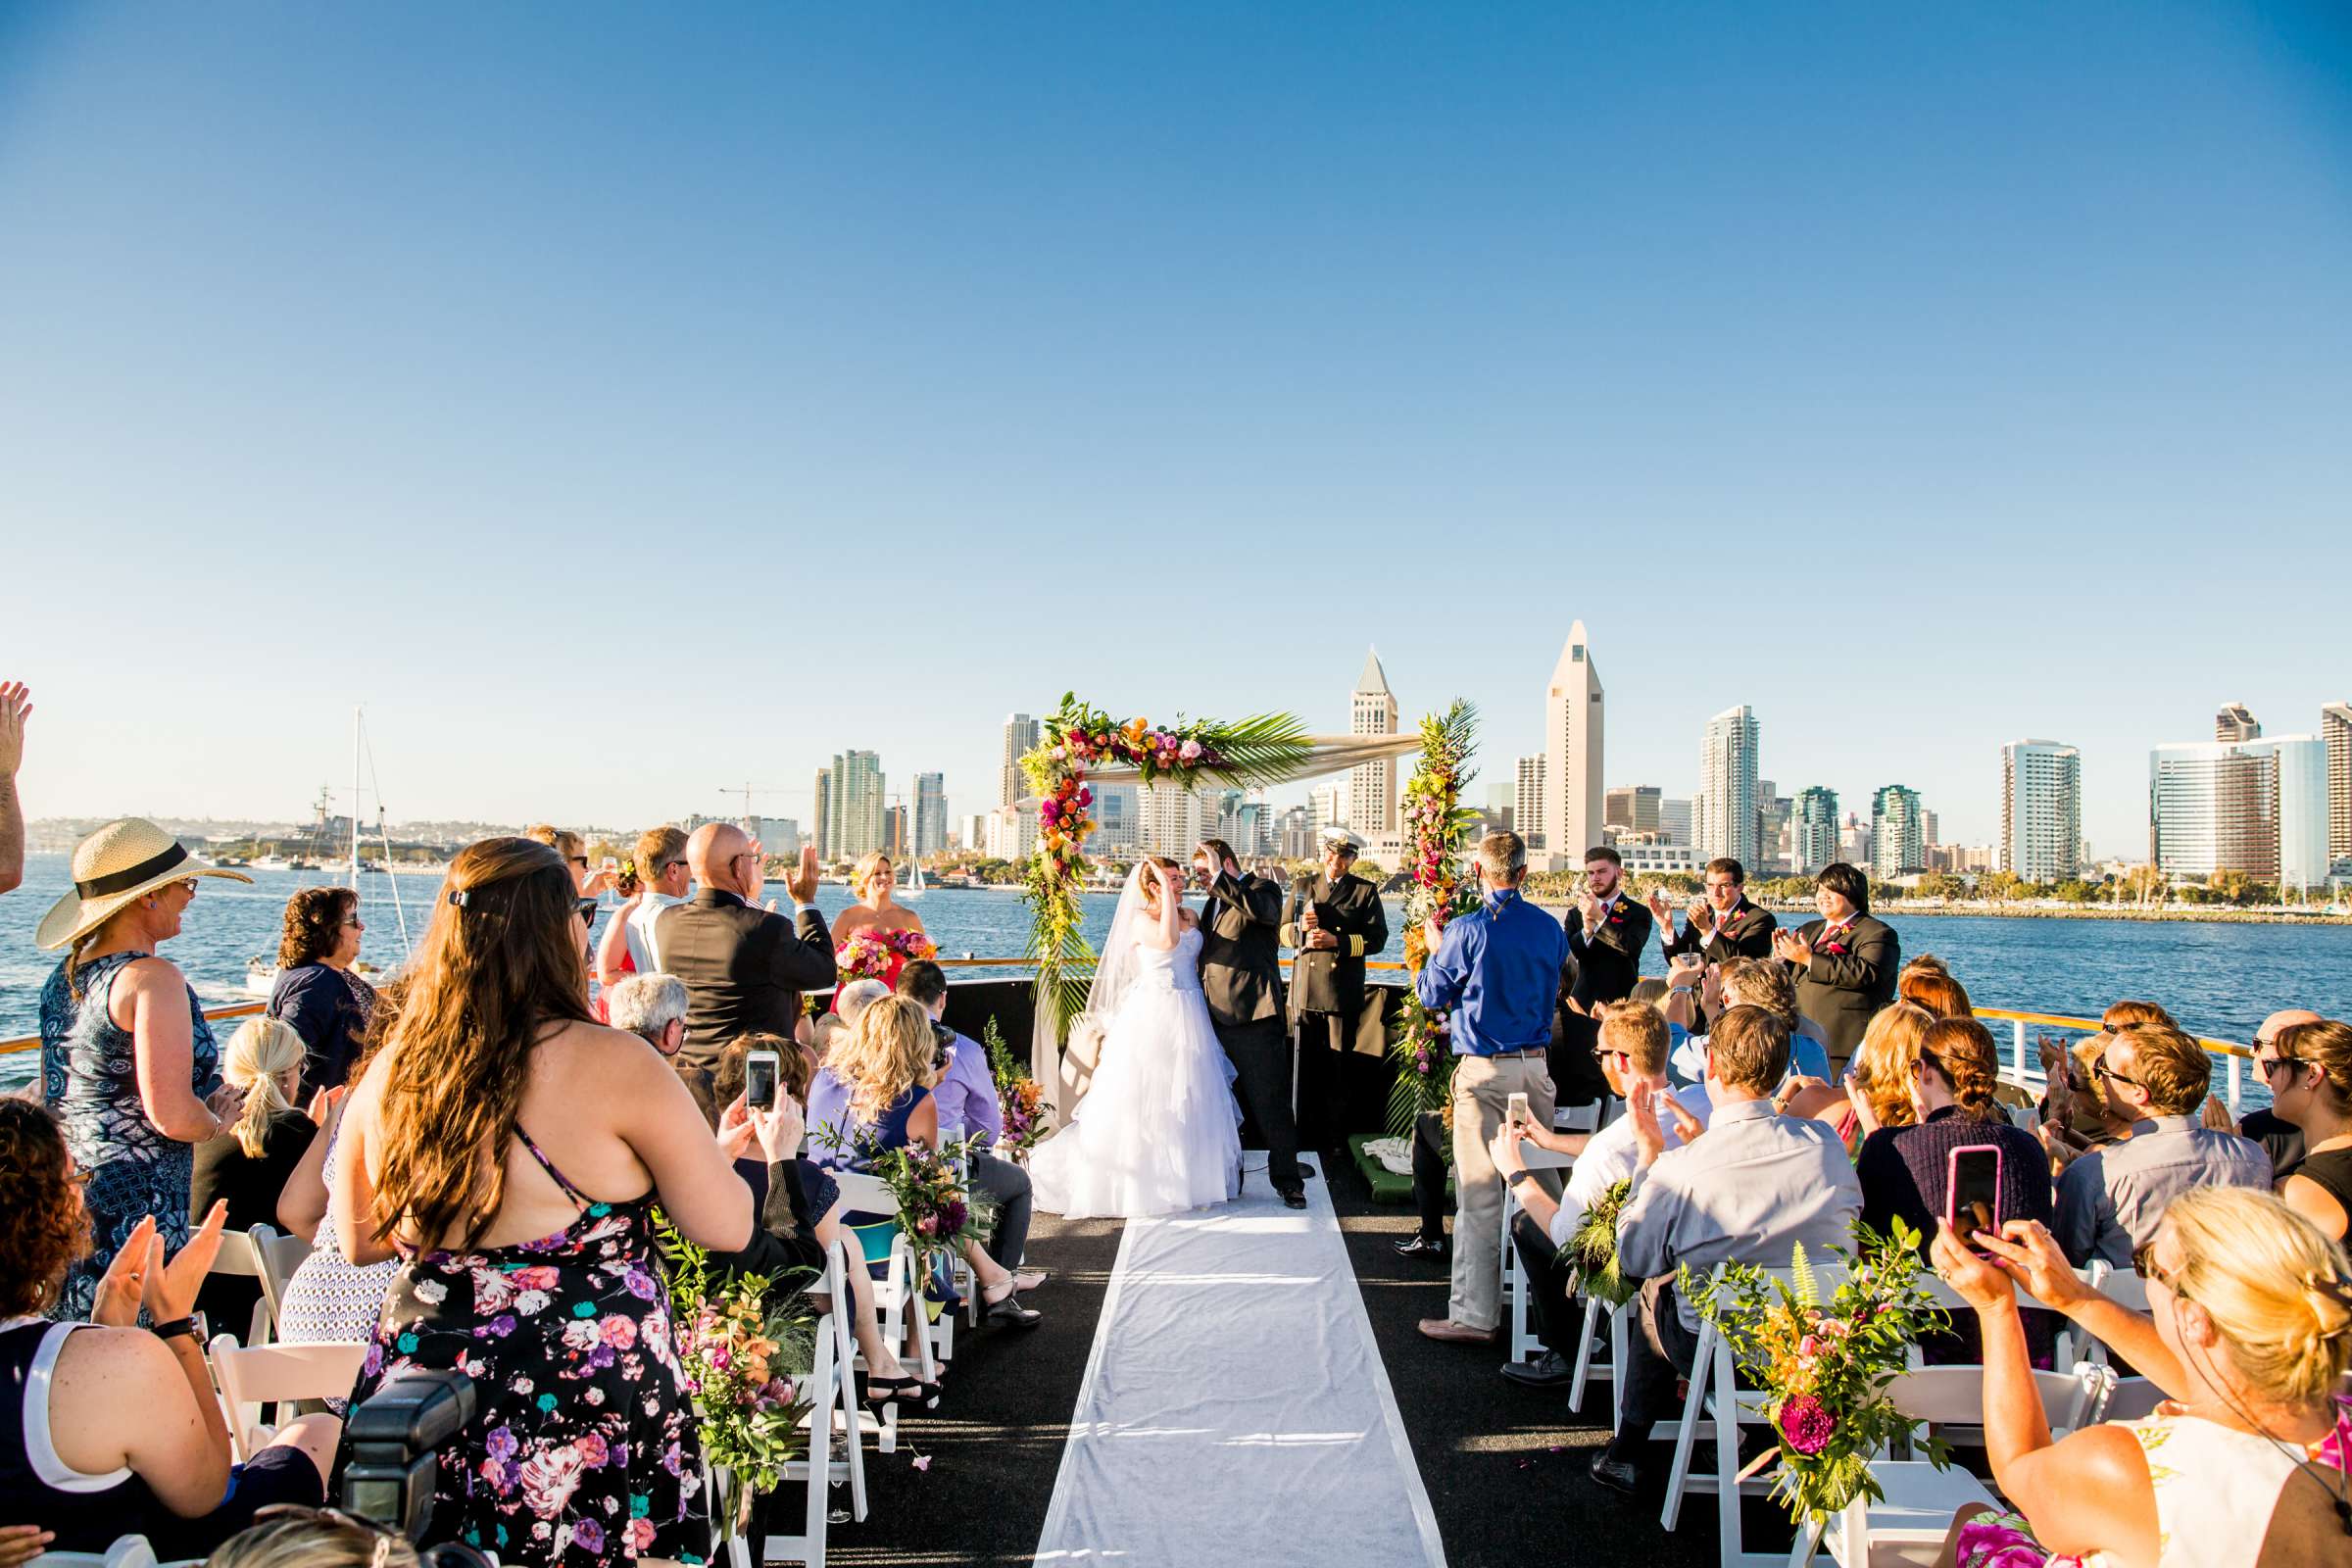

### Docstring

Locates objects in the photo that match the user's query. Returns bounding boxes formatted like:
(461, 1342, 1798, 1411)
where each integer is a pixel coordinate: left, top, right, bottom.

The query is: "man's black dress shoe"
(983, 1293, 1044, 1329)
(1499, 1348, 1574, 1389)
(1588, 1447, 1640, 1495)
(1278, 1186, 1308, 1210)
(1392, 1235, 1448, 1261)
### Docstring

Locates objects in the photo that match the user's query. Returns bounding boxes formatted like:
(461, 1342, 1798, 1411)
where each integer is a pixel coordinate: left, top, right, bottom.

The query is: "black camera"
(342, 1369, 492, 1567)
(930, 1019, 956, 1073)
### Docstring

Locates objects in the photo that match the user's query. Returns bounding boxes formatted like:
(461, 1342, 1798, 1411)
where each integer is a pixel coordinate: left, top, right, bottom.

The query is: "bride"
(1029, 856, 1243, 1219)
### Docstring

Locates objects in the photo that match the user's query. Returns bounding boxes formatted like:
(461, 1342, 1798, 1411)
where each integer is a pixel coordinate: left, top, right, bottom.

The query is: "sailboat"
(899, 858, 928, 901)
(244, 707, 416, 998)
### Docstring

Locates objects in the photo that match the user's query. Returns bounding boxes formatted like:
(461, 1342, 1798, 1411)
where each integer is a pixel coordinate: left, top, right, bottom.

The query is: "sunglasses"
(2256, 1054, 2302, 1083)
(2131, 1242, 2183, 1293)
(573, 899, 599, 922)
(568, 856, 590, 869)
(2092, 1057, 2140, 1089)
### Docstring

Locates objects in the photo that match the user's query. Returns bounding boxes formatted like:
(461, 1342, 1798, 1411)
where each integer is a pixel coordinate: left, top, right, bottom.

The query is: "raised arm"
(596, 895, 639, 987)
(0, 681, 25, 896)
(614, 1037, 755, 1250)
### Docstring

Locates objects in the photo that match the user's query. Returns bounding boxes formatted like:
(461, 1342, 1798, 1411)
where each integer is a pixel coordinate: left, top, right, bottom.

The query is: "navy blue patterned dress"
(39, 952, 221, 1319)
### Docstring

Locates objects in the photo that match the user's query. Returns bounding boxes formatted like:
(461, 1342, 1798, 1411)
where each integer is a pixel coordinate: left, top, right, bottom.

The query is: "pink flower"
(1179, 739, 1202, 762)
(911, 1454, 933, 1472)
(600, 1315, 638, 1349)
(1797, 1335, 1819, 1357)
(1779, 1395, 1838, 1457)
(625, 1518, 658, 1552)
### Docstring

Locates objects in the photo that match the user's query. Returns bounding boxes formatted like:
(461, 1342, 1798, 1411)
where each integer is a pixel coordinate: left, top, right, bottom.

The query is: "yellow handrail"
(0, 970, 2251, 1060)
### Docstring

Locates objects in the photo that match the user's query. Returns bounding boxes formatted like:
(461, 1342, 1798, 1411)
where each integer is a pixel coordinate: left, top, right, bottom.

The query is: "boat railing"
(0, 958, 2259, 1108)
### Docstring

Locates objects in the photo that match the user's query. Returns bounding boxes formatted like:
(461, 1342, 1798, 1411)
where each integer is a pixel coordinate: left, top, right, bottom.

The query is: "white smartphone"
(1505, 1091, 1531, 1131)
(745, 1051, 781, 1111)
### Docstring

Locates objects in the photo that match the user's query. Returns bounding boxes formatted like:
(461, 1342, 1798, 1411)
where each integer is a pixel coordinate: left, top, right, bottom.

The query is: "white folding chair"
(830, 1170, 936, 1455)
(206, 1335, 367, 1460)
(25, 1534, 192, 1568)
(202, 1226, 276, 1347)
(1499, 1142, 1577, 1364)
(247, 1226, 312, 1344)
(1912, 1275, 2085, 1372)
(2080, 1261, 2150, 1371)
(1883, 1363, 2101, 1447)
(1805, 1461, 2000, 1568)
(745, 1241, 871, 1568)
(1661, 1260, 1854, 1568)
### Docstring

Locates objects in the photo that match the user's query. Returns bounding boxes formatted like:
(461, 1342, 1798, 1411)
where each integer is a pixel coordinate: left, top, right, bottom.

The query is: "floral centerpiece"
(1021, 694, 1313, 1052)
(654, 1216, 817, 1544)
(1387, 700, 1480, 1136)
(1683, 1219, 1953, 1549)
(982, 1015, 1053, 1161)
(835, 927, 939, 985)
(1565, 1177, 1642, 1307)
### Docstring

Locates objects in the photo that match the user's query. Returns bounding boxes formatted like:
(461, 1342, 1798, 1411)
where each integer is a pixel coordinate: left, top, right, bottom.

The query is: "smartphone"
(745, 1050, 781, 1112)
(1505, 1091, 1531, 1131)
(1945, 1144, 2004, 1253)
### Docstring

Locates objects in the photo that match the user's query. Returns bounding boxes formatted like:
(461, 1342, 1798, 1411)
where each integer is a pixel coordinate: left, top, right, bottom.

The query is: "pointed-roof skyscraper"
(1544, 622, 1604, 868)
(1348, 648, 1400, 836)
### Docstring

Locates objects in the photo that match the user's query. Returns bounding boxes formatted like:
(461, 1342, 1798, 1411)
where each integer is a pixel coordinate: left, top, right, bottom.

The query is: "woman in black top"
(2264, 1017, 2352, 1244)
(267, 886, 375, 1097)
(1857, 1015, 2054, 1361)
(190, 1016, 317, 1335)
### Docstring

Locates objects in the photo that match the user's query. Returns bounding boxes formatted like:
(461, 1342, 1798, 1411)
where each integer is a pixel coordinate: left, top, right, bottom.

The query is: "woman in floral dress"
(332, 837, 754, 1565)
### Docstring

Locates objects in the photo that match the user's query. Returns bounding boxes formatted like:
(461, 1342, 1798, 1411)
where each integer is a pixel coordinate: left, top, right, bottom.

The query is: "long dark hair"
(369, 837, 594, 1250)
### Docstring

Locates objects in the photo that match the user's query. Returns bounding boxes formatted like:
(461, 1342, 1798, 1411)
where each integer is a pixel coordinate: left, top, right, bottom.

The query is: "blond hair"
(222, 1016, 307, 1158)
(831, 995, 935, 1123)
(1720, 957, 1797, 1023)
(853, 852, 894, 896)
(2163, 1186, 2352, 1411)
(1851, 1001, 1935, 1132)
(1599, 1001, 1672, 1077)
(205, 1507, 421, 1568)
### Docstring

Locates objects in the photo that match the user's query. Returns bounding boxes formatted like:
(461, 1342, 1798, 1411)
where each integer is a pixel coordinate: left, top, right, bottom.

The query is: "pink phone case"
(1944, 1143, 2006, 1250)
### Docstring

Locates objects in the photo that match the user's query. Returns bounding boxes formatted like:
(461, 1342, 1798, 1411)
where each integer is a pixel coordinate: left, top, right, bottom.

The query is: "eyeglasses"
(2131, 1242, 2184, 1294)
(568, 856, 590, 869)
(1594, 1046, 1634, 1064)
(2093, 1057, 2140, 1089)
(340, 915, 366, 929)
(661, 858, 687, 874)
(2256, 1054, 2302, 1084)
(573, 899, 599, 922)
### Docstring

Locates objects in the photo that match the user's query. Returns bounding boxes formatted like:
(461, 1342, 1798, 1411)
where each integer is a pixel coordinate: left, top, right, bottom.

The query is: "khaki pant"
(1447, 1054, 1556, 1331)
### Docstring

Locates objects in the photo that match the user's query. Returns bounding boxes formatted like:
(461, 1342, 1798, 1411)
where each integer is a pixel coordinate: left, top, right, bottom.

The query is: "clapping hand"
(0, 681, 28, 778)
(786, 844, 820, 906)
(1645, 888, 1674, 928)
(305, 1084, 348, 1129)
(2199, 1094, 2234, 1132)
(1689, 898, 1716, 934)
(1628, 1086, 1667, 1168)
(0, 1526, 54, 1567)
(1666, 952, 1704, 990)
(91, 1215, 162, 1328)
(1663, 1094, 1706, 1146)
(1772, 928, 1813, 966)
(92, 1202, 230, 1329)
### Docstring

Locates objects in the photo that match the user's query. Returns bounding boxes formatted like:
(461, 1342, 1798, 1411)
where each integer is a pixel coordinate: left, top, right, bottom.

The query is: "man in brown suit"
(1194, 836, 1304, 1207)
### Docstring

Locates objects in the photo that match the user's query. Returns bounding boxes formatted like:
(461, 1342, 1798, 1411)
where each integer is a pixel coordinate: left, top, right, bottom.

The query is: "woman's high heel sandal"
(863, 1374, 943, 1411)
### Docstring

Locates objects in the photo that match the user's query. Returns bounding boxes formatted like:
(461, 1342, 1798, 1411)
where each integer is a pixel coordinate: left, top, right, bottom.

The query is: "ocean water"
(5, 854, 2346, 1094)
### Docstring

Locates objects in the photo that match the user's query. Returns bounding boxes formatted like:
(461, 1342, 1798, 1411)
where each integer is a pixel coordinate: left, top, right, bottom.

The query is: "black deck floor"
(812, 1155, 1792, 1567)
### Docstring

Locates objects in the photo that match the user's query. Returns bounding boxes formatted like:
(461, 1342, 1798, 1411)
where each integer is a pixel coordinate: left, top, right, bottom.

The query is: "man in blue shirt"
(898, 961, 1048, 1298)
(1414, 831, 1568, 1343)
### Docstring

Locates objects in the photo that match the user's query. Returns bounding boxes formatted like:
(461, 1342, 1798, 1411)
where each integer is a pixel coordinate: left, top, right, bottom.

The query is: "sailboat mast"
(352, 706, 363, 890)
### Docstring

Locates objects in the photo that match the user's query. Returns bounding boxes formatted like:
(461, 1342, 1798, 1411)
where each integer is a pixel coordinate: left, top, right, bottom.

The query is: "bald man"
(2239, 1007, 2325, 1180)
(656, 827, 836, 1094)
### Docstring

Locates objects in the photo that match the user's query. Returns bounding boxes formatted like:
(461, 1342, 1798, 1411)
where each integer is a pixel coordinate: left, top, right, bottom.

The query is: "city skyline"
(5, 8, 2348, 856)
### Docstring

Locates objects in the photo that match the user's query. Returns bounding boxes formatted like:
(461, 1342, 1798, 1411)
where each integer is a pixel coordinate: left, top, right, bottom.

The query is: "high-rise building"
(1277, 805, 1314, 859)
(1696, 706, 1761, 866)
(1542, 623, 1604, 867)
(811, 767, 831, 860)
(1001, 713, 1041, 809)
(826, 751, 886, 860)
(1514, 756, 1547, 849)
(2147, 735, 2325, 885)
(2324, 702, 2352, 870)
(1754, 780, 1791, 874)
(1839, 811, 1873, 870)
(1920, 809, 1939, 851)
(764, 818, 803, 857)
(1793, 787, 1839, 874)
(1309, 782, 1346, 836)
(2215, 703, 2262, 743)
(1092, 783, 1139, 855)
(2001, 741, 2082, 884)
(1140, 781, 1205, 857)
(956, 813, 989, 854)
(884, 804, 907, 858)
(1659, 798, 1692, 845)
(1348, 649, 1399, 835)
(1605, 786, 1662, 835)
(1872, 786, 1926, 879)
(911, 772, 948, 858)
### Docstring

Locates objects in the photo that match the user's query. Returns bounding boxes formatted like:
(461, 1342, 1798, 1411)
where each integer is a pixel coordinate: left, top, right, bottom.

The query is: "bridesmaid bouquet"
(835, 927, 938, 982)
(1684, 1219, 1952, 1540)
(655, 1218, 816, 1539)
(862, 1135, 993, 1269)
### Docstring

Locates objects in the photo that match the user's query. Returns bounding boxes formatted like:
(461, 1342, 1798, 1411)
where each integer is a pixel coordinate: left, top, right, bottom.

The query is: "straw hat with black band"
(37, 817, 253, 952)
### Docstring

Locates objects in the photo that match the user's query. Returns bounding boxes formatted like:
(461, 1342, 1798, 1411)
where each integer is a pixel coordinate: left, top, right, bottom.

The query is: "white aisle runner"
(1035, 1179, 1447, 1567)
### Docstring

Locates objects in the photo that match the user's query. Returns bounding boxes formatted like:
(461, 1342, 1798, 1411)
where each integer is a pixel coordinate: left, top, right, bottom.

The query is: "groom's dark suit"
(1197, 863, 1302, 1196)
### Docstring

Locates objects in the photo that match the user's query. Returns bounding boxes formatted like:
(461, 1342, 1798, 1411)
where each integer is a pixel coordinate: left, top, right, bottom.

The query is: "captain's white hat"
(1318, 827, 1363, 851)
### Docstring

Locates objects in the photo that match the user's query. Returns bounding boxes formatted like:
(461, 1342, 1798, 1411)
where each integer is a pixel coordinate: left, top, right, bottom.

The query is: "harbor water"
(5, 854, 2346, 1096)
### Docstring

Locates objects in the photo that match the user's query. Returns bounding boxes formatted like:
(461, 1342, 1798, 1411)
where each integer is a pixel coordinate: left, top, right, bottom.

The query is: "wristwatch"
(1504, 1167, 1534, 1189)
(150, 1315, 202, 1344)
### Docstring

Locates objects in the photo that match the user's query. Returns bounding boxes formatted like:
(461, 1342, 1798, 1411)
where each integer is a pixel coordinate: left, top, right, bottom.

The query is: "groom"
(1193, 837, 1307, 1209)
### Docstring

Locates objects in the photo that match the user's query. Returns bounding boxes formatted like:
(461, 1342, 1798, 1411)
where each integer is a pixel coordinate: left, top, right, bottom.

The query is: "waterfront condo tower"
(2000, 741, 2082, 884)
(1695, 705, 1760, 867)
(1543, 622, 1604, 870)
(1871, 785, 1926, 880)
(1793, 786, 1839, 875)
(1348, 649, 1399, 835)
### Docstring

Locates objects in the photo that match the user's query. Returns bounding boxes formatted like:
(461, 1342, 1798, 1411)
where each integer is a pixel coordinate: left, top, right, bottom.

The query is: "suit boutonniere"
(1821, 941, 1850, 956)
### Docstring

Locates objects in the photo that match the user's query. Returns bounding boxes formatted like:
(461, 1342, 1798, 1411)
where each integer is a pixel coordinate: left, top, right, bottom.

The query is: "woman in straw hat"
(35, 818, 254, 1319)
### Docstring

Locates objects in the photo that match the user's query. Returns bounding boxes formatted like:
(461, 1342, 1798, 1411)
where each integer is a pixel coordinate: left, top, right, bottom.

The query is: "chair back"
(207, 1335, 368, 1459)
(1886, 1363, 2102, 1436)
(248, 1227, 312, 1336)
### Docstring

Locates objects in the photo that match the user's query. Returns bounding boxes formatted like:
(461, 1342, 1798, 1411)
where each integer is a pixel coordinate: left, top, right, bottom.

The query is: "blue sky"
(3, 2, 2347, 858)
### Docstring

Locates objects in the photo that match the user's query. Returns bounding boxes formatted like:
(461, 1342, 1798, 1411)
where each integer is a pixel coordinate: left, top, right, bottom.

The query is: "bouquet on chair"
(983, 1015, 1054, 1161)
(656, 1214, 817, 1542)
(1682, 1219, 1952, 1539)
(1565, 1178, 1642, 1307)
(862, 1135, 994, 1269)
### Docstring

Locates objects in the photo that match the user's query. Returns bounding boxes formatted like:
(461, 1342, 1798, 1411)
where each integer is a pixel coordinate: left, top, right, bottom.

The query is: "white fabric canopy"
(1034, 1181, 1447, 1568)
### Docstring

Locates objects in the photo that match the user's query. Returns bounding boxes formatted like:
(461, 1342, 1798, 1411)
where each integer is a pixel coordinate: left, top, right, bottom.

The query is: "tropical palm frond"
(1201, 710, 1316, 786)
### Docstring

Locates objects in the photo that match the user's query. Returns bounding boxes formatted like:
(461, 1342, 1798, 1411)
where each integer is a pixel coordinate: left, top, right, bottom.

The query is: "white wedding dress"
(1029, 923, 1244, 1219)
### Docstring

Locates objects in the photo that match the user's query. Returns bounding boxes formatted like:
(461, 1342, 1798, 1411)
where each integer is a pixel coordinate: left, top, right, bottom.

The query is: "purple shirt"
(931, 1028, 1004, 1148)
